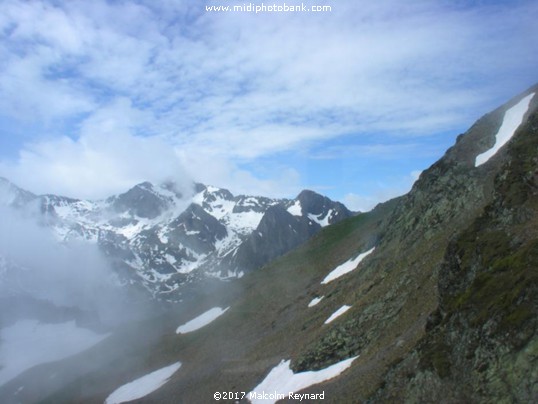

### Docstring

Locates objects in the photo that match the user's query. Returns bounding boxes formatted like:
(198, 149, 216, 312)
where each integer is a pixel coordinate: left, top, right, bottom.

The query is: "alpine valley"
(1, 84, 537, 403)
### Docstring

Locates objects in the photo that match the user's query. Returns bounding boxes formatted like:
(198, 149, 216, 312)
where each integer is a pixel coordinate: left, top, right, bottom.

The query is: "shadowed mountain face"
(107, 181, 178, 219)
(0, 85, 537, 403)
(224, 204, 321, 274)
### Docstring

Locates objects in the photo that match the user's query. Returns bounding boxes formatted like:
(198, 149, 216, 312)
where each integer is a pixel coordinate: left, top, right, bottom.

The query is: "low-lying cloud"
(0, 204, 135, 327)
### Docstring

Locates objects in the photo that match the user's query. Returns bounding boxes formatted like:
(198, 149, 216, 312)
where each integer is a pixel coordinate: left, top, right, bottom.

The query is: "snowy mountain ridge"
(0, 178, 355, 297)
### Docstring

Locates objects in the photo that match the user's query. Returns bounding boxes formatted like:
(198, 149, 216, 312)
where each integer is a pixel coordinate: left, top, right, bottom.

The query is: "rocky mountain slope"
(0, 84, 537, 403)
(0, 178, 354, 298)
(371, 87, 538, 402)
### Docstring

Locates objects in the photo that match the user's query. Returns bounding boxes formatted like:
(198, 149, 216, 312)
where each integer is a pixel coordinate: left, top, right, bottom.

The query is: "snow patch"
(157, 231, 169, 244)
(308, 209, 333, 227)
(475, 93, 535, 167)
(105, 362, 181, 404)
(249, 356, 358, 404)
(209, 270, 242, 281)
(321, 247, 375, 284)
(0, 320, 109, 386)
(53, 200, 99, 220)
(165, 254, 177, 265)
(225, 211, 264, 234)
(176, 307, 229, 334)
(324, 305, 352, 324)
(308, 296, 324, 307)
(116, 220, 147, 239)
(287, 200, 302, 217)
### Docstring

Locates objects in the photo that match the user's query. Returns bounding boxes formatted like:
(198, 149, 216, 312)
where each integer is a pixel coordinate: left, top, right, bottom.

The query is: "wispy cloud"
(0, 0, 536, 199)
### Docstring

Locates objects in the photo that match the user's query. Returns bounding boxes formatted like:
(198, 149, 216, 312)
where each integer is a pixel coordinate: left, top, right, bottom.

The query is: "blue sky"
(0, 0, 537, 210)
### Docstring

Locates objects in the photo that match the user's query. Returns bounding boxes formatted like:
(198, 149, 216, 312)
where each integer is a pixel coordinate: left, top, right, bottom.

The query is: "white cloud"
(0, 47, 95, 122)
(176, 150, 301, 198)
(3, 0, 536, 135)
(0, 94, 301, 199)
(0, 129, 191, 200)
(0, 0, 537, 198)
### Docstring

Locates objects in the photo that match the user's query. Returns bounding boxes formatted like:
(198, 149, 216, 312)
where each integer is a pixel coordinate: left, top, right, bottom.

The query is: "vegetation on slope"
(372, 103, 538, 403)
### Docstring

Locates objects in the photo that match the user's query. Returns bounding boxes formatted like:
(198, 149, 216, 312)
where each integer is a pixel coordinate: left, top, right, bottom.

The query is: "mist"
(0, 185, 189, 397)
(0, 203, 154, 329)
(0, 200, 167, 393)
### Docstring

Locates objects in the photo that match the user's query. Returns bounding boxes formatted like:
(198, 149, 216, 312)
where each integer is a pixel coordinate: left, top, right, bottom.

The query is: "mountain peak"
(296, 189, 320, 199)
(295, 189, 356, 223)
(107, 181, 179, 219)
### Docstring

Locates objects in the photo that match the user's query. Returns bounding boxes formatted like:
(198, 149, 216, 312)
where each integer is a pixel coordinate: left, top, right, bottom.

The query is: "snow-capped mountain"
(0, 178, 355, 297)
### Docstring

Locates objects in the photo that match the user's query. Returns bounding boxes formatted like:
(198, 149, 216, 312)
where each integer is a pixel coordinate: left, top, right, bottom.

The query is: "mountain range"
(0, 84, 537, 403)
(0, 178, 354, 298)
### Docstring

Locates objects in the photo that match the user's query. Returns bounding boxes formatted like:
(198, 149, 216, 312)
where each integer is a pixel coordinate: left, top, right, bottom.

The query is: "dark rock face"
(420, 107, 538, 402)
(296, 189, 354, 225)
(167, 204, 228, 254)
(109, 182, 171, 219)
(217, 190, 357, 275)
(227, 205, 321, 273)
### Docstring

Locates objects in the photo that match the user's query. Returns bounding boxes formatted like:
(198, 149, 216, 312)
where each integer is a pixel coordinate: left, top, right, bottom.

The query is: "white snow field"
(249, 356, 358, 404)
(324, 305, 352, 324)
(176, 306, 229, 334)
(321, 247, 375, 284)
(286, 200, 302, 216)
(308, 210, 334, 227)
(104, 362, 181, 404)
(308, 296, 324, 307)
(475, 92, 535, 167)
(0, 320, 109, 386)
